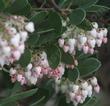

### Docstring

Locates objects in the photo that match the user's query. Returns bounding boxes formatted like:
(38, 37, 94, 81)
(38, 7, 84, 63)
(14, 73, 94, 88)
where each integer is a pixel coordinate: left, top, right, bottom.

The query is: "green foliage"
(17, 49, 32, 68)
(46, 45, 61, 69)
(69, 8, 86, 25)
(78, 58, 101, 77)
(0, 0, 109, 106)
(67, 68, 79, 82)
(0, 88, 38, 106)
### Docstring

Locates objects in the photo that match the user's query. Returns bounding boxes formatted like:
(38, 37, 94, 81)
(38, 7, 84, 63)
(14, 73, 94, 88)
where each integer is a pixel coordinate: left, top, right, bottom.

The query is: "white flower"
(17, 74, 23, 82)
(87, 85, 93, 97)
(90, 77, 98, 86)
(20, 31, 28, 42)
(102, 28, 108, 37)
(25, 22, 35, 33)
(67, 38, 76, 47)
(10, 33, 20, 47)
(92, 22, 98, 29)
(88, 39, 96, 48)
(79, 36, 87, 45)
(72, 85, 79, 93)
(10, 68, 17, 75)
(27, 63, 33, 71)
(96, 39, 102, 47)
(81, 81, 88, 90)
(30, 76, 37, 85)
(81, 90, 88, 98)
(88, 29, 97, 38)
(3, 46, 11, 56)
(58, 38, 64, 47)
(12, 50, 21, 60)
(25, 71, 31, 79)
(18, 44, 25, 53)
(97, 31, 103, 39)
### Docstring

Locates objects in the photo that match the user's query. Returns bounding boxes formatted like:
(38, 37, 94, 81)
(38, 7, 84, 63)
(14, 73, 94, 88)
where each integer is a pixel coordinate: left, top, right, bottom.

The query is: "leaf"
(77, 51, 91, 60)
(86, 5, 110, 13)
(61, 49, 74, 64)
(78, 58, 101, 77)
(26, 33, 40, 47)
(69, 8, 86, 25)
(5, 0, 31, 16)
(0, 88, 38, 106)
(36, 11, 62, 45)
(17, 49, 32, 68)
(30, 96, 45, 106)
(11, 82, 22, 95)
(67, 68, 79, 82)
(74, 0, 99, 9)
(37, 11, 62, 34)
(46, 45, 61, 69)
(30, 11, 47, 24)
(0, 0, 5, 11)
(77, 19, 93, 30)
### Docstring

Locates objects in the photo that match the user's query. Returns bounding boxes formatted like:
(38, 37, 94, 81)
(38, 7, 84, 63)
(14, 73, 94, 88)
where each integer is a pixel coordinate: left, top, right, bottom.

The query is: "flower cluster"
(58, 22, 108, 55)
(9, 51, 65, 85)
(55, 77, 100, 106)
(0, 15, 35, 67)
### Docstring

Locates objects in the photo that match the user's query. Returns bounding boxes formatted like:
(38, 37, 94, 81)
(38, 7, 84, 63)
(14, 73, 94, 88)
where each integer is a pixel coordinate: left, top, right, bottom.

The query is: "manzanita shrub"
(0, 0, 109, 106)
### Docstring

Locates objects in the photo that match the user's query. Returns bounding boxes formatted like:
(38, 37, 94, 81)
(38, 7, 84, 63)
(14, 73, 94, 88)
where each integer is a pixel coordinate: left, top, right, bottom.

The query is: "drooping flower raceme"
(58, 22, 108, 55)
(55, 76, 100, 106)
(9, 51, 65, 85)
(0, 15, 35, 67)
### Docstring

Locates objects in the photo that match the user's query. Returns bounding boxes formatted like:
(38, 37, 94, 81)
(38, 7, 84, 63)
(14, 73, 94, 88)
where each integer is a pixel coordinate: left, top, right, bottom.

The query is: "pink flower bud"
(102, 37, 108, 44)
(89, 48, 94, 54)
(94, 85, 100, 93)
(83, 46, 89, 54)
(75, 95, 82, 103)
(63, 45, 69, 53)
(12, 50, 21, 60)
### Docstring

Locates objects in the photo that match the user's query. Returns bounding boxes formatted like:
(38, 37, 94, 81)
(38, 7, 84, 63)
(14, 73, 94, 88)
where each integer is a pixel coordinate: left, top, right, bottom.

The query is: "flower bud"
(10, 68, 17, 75)
(25, 22, 35, 33)
(94, 85, 100, 93)
(81, 81, 88, 90)
(90, 77, 98, 86)
(63, 45, 69, 53)
(88, 39, 96, 48)
(83, 45, 89, 54)
(96, 39, 102, 47)
(72, 85, 79, 93)
(79, 36, 87, 45)
(88, 29, 97, 38)
(92, 22, 98, 29)
(58, 38, 64, 47)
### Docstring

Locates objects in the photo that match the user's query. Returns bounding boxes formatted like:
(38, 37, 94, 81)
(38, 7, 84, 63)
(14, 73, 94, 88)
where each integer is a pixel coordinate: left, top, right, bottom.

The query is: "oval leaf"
(17, 49, 32, 68)
(46, 45, 61, 69)
(69, 8, 86, 25)
(67, 68, 79, 82)
(0, 88, 38, 106)
(78, 58, 101, 77)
